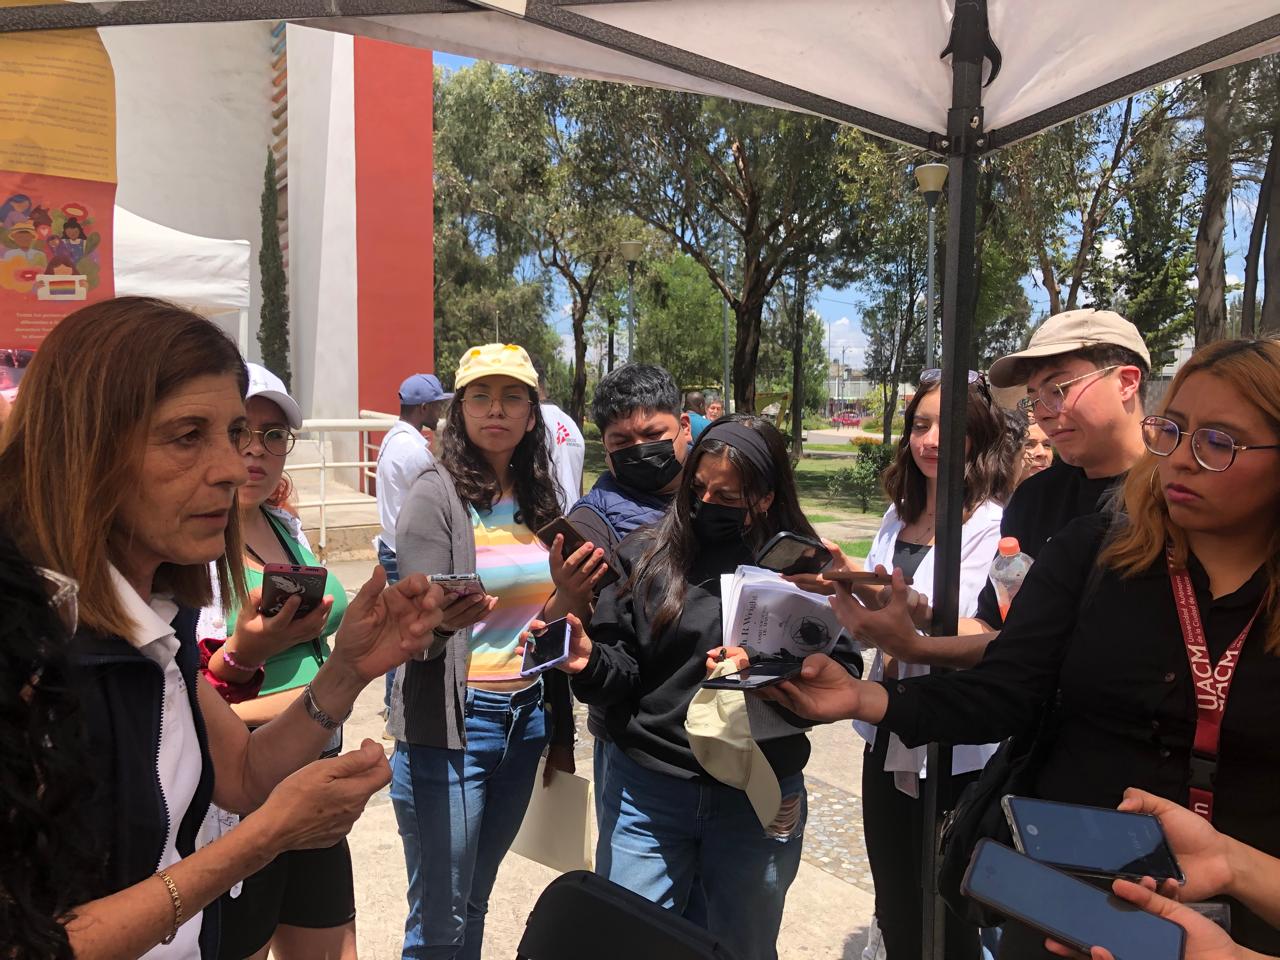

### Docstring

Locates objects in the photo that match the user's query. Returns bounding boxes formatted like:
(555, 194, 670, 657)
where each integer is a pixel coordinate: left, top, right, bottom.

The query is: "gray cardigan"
(387, 463, 474, 748)
(387, 462, 575, 751)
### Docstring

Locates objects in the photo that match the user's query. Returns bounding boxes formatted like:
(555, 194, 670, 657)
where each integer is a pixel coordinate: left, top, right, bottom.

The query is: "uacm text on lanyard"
(1167, 547, 1263, 822)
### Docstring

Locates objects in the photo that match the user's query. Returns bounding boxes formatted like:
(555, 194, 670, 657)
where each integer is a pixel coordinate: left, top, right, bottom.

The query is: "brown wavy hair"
(881, 378, 1014, 524)
(1101, 337, 1280, 653)
(439, 382, 560, 533)
(0, 297, 248, 638)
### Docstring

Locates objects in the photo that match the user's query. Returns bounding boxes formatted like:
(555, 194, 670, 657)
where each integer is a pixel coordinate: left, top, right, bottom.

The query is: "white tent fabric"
(322, 0, 1280, 145)
(113, 205, 251, 314)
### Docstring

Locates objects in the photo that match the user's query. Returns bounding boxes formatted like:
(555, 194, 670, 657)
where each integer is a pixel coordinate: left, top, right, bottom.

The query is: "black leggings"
(862, 734, 980, 960)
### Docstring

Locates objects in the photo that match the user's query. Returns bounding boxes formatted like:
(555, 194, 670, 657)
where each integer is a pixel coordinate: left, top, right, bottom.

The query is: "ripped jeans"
(596, 744, 806, 960)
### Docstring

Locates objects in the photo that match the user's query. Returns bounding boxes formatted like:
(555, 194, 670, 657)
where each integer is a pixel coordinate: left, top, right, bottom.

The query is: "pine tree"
(257, 149, 292, 388)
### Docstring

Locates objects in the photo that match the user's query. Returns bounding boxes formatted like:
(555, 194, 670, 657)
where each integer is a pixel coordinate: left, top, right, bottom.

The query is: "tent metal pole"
(922, 1, 988, 958)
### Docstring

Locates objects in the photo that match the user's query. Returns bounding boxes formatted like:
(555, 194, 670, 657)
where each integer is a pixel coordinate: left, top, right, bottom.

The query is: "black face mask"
(610, 439, 682, 493)
(690, 499, 749, 543)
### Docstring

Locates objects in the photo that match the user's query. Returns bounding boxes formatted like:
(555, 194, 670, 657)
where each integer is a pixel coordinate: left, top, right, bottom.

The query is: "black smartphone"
(962, 840, 1185, 960)
(701, 659, 804, 690)
(1002, 795, 1185, 885)
(428, 573, 487, 600)
(520, 617, 571, 677)
(259, 563, 328, 618)
(534, 516, 621, 590)
(755, 531, 833, 576)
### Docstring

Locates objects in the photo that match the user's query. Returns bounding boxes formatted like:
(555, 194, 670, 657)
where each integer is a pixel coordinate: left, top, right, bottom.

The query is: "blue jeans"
(377, 541, 400, 708)
(390, 684, 549, 960)
(596, 744, 805, 960)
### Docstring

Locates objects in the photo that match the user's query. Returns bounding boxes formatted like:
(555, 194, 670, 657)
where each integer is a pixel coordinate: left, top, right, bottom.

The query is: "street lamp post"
(620, 240, 643, 361)
(914, 163, 948, 369)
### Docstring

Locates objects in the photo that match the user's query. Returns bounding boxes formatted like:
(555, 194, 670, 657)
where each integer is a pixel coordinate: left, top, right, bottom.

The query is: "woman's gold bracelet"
(156, 869, 183, 945)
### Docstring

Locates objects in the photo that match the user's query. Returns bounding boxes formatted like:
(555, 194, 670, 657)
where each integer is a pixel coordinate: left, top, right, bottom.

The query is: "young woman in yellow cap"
(387, 343, 589, 960)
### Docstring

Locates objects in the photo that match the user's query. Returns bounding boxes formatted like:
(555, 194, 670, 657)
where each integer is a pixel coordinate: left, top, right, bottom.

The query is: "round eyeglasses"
(462, 391, 534, 419)
(231, 426, 297, 456)
(1141, 415, 1280, 473)
(1018, 365, 1121, 415)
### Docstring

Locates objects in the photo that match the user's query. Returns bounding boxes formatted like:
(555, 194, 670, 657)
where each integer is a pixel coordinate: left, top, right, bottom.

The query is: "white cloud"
(1226, 273, 1241, 287)
(1101, 238, 1125, 262)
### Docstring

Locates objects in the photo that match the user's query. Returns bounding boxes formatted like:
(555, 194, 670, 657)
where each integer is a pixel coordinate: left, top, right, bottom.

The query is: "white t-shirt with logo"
(541, 402, 585, 514)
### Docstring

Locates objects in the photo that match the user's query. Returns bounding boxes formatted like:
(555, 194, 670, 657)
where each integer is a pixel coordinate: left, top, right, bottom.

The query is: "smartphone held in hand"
(534, 516, 621, 589)
(700, 659, 803, 690)
(521, 617, 572, 677)
(755, 532, 833, 576)
(260, 563, 328, 618)
(429, 573, 487, 600)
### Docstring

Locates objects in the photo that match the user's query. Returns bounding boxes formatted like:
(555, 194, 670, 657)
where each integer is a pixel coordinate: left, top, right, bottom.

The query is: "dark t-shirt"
(973, 458, 1123, 627)
(892, 539, 931, 582)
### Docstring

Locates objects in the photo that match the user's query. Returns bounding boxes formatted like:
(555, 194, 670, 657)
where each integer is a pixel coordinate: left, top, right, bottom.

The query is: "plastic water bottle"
(990, 537, 1033, 622)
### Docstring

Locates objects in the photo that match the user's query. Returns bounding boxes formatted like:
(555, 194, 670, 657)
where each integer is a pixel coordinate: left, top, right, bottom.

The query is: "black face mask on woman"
(610, 439, 682, 493)
(690, 499, 749, 542)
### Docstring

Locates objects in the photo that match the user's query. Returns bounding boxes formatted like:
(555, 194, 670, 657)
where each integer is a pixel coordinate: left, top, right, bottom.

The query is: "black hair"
(0, 530, 95, 959)
(683, 389, 707, 414)
(1025, 343, 1150, 406)
(882, 378, 1017, 522)
(591, 363, 681, 434)
(630, 414, 816, 637)
(440, 382, 561, 533)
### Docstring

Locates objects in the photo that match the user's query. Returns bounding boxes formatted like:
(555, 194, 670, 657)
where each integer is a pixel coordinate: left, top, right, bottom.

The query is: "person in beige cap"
(829, 308, 1151, 673)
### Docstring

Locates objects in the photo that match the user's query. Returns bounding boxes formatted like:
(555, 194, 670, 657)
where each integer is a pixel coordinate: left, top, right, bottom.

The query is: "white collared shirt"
(541, 402, 585, 513)
(109, 565, 204, 959)
(852, 500, 1004, 794)
(376, 420, 435, 553)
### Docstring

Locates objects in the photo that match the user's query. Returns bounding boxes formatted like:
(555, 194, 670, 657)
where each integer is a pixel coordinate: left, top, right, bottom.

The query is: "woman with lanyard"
(530, 415, 864, 960)
(0, 297, 444, 959)
(388, 343, 580, 960)
(852, 370, 1013, 960)
(198, 363, 357, 960)
(761, 337, 1280, 958)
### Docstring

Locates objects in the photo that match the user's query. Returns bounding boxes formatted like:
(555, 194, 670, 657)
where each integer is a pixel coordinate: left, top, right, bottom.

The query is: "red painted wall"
(353, 38, 434, 416)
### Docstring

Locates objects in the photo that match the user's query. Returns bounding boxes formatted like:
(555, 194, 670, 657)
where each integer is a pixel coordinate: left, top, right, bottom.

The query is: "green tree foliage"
(257, 150, 292, 388)
(634, 250, 725, 389)
(432, 64, 558, 385)
(570, 83, 865, 411)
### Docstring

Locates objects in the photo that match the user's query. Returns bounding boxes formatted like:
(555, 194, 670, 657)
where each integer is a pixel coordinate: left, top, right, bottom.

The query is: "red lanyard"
(1167, 549, 1262, 822)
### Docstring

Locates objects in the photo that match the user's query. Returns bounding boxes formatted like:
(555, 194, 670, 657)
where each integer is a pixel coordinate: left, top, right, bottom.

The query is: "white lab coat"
(853, 498, 1004, 796)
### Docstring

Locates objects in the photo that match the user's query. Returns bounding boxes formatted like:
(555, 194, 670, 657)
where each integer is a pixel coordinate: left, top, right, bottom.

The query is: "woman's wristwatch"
(302, 682, 352, 731)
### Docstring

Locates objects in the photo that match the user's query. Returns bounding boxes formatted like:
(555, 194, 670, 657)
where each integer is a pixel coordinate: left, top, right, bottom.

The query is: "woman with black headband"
(526, 415, 862, 960)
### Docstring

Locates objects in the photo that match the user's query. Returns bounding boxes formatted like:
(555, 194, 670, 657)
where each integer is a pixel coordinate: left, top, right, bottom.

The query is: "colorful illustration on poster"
(0, 195, 102, 300)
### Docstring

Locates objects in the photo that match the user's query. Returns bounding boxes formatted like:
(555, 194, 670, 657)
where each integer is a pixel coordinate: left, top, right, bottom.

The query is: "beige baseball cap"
(987, 309, 1151, 388)
(454, 343, 538, 390)
(685, 662, 782, 829)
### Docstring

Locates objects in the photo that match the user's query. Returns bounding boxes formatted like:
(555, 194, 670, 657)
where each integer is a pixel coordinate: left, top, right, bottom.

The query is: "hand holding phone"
(519, 614, 593, 675)
(962, 840, 1185, 960)
(1003, 796, 1184, 885)
(755, 532, 833, 576)
(536, 517, 621, 591)
(261, 563, 328, 618)
(701, 659, 804, 690)
(429, 575, 495, 636)
(520, 617, 572, 677)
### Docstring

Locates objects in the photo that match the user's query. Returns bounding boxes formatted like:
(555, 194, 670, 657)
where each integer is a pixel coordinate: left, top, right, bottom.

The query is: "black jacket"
(883, 513, 1280, 953)
(73, 607, 220, 958)
(572, 536, 862, 781)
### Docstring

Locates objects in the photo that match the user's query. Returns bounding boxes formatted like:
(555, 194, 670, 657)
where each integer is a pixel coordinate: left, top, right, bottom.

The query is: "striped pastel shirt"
(467, 497, 555, 683)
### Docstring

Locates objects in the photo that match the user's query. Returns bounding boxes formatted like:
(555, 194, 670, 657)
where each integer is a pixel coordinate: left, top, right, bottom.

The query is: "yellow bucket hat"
(454, 343, 539, 391)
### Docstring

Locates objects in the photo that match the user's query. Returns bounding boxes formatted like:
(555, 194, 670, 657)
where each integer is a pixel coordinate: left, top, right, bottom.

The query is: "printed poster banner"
(0, 2, 116, 399)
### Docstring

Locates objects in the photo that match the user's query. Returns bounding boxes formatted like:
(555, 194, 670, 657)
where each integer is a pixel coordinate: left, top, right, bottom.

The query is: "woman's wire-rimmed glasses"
(1018, 365, 1121, 415)
(1141, 415, 1280, 473)
(232, 426, 297, 456)
(462, 392, 534, 419)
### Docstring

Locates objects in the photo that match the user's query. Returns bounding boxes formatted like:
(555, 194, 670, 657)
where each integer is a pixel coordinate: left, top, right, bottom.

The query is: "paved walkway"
(331, 560, 879, 959)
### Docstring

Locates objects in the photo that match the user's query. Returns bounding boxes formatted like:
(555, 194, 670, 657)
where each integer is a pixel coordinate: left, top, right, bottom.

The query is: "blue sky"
(433, 51, 1254, 372)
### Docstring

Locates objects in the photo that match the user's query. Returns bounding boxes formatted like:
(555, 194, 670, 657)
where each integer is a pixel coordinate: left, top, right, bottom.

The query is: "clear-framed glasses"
(1141, 415, 1280, 473)
(1018, 365, 1121, 415)
(462, 391, 534, 419)
(920, 368, 993, 403)
(231, 426, 296, 456)
(35, 566, 79, 634)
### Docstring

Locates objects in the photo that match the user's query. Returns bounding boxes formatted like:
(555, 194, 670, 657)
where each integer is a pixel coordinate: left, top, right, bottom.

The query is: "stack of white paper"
(719, 565, 843, 659)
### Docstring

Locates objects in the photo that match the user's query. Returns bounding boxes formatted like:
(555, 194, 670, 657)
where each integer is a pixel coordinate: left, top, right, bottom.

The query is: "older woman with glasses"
(197, 363, 360, 960)
(764, 337, 1280, 958)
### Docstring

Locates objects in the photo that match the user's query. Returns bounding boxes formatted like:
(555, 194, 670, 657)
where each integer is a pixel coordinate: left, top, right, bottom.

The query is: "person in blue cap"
(376, 374, 452, 709)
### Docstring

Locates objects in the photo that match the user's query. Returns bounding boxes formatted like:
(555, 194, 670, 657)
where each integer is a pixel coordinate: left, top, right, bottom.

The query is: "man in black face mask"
(557, 363, 693, 574)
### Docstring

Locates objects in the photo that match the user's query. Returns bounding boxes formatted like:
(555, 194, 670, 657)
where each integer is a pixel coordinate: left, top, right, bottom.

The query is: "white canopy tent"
(8, 3, 1280, 953)
(113, 206, 253, 351)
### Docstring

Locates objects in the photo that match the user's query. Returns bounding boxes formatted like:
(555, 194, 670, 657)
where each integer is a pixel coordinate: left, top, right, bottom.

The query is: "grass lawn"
(836, 539, 872, 559)
(802, 442, 859, 453)
(581, 439, 884, 523)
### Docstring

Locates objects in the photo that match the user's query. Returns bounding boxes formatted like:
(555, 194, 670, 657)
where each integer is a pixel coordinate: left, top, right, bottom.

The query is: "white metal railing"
(289, 412, 398, 559)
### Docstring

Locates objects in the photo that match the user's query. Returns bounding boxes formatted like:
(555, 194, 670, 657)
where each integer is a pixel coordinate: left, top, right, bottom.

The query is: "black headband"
(698, 420, 777, 487)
